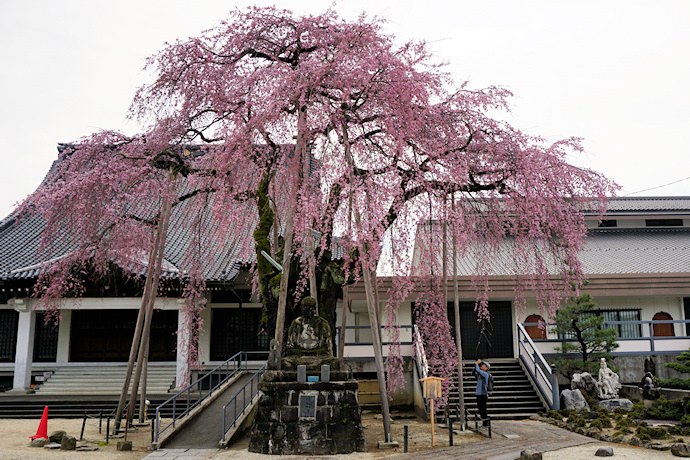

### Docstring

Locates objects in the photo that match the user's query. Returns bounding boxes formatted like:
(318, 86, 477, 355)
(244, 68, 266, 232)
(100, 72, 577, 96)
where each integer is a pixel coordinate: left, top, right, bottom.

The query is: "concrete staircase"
(36, 363, 176, 395)
(444, 359, 545, 421)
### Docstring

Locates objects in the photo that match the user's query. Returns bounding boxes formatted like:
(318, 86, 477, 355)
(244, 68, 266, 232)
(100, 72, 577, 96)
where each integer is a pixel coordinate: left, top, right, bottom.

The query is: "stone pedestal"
(248, 372, 366, 455)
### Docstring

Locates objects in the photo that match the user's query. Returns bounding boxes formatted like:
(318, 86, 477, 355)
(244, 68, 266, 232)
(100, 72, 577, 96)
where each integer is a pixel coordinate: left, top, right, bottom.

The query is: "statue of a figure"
(285, 297, 333, 355)
(281, 297, 338, 371)
(639, 371, 660, 400)
(597, 358, 621, 399)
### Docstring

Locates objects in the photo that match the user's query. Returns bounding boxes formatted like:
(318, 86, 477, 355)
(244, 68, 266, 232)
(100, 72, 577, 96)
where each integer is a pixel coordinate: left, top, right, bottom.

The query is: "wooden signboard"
(420, 376, 445, 446)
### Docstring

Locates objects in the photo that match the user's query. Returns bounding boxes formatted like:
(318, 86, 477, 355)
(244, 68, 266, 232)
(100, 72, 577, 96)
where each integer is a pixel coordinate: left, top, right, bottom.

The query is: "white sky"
(1, 1, 689, 218)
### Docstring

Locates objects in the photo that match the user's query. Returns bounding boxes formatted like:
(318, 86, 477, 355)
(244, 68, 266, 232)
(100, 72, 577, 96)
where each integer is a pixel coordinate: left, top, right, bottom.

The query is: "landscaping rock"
(595, 446, 614, 457)
(49, 430, 66, 443)
(598, 399, 633, 412)
(561, 389, 590, 411)
(586, 428, 601, 438)
(76, 446, 99, 451)
(44, 443, 61, 449)
(117, 441, 132, 451)
(629, 437, 644, 446)
(60, 435, 76, 450)
(520, 450, 542, 460)
(30, 438, 49, 447)
(671, 443, 690, 457)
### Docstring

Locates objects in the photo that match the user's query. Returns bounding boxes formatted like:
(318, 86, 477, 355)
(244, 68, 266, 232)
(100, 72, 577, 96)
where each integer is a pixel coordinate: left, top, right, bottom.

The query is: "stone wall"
(249, 380, 366, 455)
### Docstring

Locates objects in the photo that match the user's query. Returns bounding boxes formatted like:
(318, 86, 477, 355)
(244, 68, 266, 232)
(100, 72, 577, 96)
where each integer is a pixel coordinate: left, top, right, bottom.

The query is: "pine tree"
(553, 289, 619, 379)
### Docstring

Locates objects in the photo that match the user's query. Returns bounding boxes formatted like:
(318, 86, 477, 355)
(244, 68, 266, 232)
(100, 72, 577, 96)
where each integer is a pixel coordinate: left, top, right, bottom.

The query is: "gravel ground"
(543, 443, 677, 459)
(1, 415, 681, 460)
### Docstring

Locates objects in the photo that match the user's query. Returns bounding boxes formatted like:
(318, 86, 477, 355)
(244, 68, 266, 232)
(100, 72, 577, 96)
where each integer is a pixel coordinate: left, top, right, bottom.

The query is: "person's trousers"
(476, 394, 488, 424)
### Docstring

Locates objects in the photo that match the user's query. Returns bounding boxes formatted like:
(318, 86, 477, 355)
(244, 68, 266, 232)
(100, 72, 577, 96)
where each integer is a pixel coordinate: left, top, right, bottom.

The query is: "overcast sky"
(1, 1, 688, 218)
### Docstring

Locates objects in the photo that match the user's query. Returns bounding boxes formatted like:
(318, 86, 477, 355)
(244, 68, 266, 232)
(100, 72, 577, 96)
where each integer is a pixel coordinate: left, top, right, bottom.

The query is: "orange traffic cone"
(30, 406, 49, 439)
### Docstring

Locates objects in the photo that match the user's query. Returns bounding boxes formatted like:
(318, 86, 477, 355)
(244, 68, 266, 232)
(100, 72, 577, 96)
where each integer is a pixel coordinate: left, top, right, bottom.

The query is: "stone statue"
(639, 372, 660, 400)
(267, 339, 281, 370)
(597, 358, 621, 399)
(282, 297, 338, 370)
(285, 297, 333, 355)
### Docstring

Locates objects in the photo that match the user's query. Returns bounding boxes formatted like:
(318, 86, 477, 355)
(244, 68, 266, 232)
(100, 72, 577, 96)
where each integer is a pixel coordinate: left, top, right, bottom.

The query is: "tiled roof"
(603, 197, 690, 214)
(416, 228, 690, 277)
(579, 228, 690, 275)
(0, 193, 257, 282)
(0, 145, 342, 283)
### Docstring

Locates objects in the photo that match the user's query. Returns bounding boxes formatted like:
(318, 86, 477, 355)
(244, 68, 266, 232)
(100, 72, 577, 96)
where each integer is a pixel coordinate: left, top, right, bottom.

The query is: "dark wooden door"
(210, 308, 269, 361)
(447, 301, 514, 359)
(70, 309, 177, 362)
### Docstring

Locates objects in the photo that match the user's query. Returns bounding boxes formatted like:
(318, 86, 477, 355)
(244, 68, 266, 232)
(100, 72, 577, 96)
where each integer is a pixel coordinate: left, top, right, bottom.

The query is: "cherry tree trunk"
(452, 197, 466, 427)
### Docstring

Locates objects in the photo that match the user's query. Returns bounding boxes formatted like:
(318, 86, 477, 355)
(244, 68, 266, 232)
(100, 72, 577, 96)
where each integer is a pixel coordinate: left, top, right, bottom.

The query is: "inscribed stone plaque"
(299, 392, 318, 420)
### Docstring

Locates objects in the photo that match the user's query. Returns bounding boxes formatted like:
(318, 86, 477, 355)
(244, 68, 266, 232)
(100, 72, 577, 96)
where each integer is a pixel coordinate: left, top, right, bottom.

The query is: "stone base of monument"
(248, 375, 366, 455)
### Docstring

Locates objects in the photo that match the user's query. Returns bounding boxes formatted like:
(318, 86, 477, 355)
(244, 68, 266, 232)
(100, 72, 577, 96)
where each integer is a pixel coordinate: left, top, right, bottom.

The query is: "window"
(646, 219, 683, 227)
(558, 309, 641, 339)
(602, 310, 642, 338)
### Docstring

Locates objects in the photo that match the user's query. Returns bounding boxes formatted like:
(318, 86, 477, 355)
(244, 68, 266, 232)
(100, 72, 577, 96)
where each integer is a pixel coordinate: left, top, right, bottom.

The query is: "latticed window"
(0, 310, 19, 362)
(602, 309, 642, 338)
(558, 309, 641, 339)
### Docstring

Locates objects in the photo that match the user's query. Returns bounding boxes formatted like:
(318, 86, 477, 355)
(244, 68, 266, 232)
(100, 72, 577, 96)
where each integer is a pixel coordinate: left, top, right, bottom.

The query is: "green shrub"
(645, 396, 684, 420)
(639, 433, 651, 442)
(546, 410, 562, 420)
(681, 415, 690, 427)
(657, 377, 690, 390)
(648, 427, 669, 439)
(600, 417, 613, 428)
(568, 415, 586, 427)
(589, 419, 604, 429)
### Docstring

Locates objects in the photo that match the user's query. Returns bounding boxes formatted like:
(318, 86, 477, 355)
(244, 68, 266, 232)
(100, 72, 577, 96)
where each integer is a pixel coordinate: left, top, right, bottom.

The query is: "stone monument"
(248, 297, 366, 455)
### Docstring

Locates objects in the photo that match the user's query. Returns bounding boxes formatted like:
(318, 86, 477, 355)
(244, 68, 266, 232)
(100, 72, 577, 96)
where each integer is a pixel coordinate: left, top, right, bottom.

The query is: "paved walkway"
(163, 373, 253, 449)
(146, 419, 595, 459)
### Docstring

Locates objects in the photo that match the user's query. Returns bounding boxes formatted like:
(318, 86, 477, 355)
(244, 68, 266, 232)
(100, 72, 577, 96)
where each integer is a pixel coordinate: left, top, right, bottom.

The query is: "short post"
(80, 412, 87, 441)
(550, 364, 560, 410)
(449, 420, 453, 446)
(151, 419, 155, 444)
(99, 411, 103, 433)
(106, 417, 110, 444)
(420, 376, 445, 447)
(404, 425, 408, 453)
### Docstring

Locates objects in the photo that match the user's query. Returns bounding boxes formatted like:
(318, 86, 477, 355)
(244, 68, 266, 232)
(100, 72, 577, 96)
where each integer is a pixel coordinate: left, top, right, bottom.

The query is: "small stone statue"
(267, 339, 281, 370)
(597, 358, 621, 400)
(638, 372, 660, 400)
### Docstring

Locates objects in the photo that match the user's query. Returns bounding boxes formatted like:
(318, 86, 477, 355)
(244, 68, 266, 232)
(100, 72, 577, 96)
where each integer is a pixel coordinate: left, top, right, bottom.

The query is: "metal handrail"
(221, 362, 267, 442)
(153, 350, 266, 443)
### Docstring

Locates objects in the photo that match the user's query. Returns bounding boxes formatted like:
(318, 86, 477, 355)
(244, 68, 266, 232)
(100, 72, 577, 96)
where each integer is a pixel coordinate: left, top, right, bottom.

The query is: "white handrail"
(517, 323, 559, 410)
(413, 325, 429, 379)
